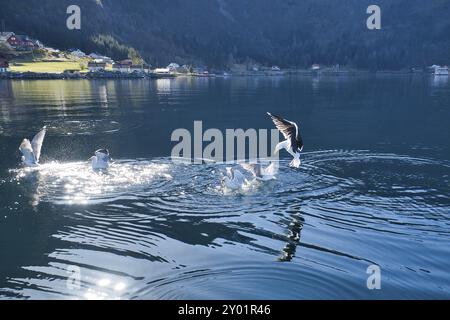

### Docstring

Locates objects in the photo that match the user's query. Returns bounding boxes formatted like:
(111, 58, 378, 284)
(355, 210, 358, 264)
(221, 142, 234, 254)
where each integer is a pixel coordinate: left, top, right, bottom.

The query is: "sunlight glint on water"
(0, 76, 449, 299)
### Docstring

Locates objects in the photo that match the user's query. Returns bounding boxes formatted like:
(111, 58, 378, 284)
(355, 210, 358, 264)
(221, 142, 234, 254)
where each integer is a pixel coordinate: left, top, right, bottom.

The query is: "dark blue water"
(0, 75, 449, 299)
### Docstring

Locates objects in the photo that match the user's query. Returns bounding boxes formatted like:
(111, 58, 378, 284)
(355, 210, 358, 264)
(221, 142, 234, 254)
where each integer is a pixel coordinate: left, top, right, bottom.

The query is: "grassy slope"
(9, 61, 83, 73)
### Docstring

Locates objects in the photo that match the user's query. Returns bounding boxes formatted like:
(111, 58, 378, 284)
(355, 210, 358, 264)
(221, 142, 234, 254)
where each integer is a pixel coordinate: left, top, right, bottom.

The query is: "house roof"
(0, 32, 15, 42)
(88, 62, 106, 67)
(119, 59, 133, 66)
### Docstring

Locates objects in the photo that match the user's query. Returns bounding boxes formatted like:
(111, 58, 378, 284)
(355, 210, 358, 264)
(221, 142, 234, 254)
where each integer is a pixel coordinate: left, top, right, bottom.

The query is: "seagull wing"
(240, 163, 262, 178)
(267, 113, 303, 152)
(31, 127, 46, 163)
(19, 139, 35, 163)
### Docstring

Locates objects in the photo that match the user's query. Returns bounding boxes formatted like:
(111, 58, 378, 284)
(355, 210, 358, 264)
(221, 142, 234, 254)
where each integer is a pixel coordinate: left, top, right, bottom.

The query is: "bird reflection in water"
(278, 210, 304, 262)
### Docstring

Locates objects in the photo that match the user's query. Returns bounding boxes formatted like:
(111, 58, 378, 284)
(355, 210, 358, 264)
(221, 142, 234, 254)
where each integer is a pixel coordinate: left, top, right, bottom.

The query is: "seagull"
(267, 112, 304, 168)
(19, 126, 47, 167)
(90, 149, 111, 170)
(221, 167, 247, 190)
(240, 162, 278, 181)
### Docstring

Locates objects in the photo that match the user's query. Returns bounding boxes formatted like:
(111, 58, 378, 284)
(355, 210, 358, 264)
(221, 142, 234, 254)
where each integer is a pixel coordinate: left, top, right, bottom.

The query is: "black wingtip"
(95, 148, 110, 155)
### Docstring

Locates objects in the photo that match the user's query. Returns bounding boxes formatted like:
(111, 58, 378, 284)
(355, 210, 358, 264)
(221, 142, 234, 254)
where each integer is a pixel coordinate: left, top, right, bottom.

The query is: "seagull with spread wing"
(221, 167, 247, 190)
(240, 162, 278, 181)
(19, 126, 47, 167)
(90, 149, 112, 170)
(267, 112, 304, 168)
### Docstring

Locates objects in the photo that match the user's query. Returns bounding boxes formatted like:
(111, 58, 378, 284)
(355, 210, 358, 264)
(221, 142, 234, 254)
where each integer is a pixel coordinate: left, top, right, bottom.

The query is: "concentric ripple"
(2, 150, 450, 299)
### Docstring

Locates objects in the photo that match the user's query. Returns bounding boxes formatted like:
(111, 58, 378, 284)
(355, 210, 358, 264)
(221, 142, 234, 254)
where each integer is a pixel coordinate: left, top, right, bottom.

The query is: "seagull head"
(95, 148, 109, 156)
(95, 148, 112, 162)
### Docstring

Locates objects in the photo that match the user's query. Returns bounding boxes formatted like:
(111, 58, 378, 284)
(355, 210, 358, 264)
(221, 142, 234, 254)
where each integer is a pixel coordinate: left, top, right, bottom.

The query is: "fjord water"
(0, 75, 449, 299)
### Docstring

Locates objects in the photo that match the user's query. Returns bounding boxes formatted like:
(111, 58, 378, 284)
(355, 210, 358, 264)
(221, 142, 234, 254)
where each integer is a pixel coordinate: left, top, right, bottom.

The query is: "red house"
(0, 32, 37, 51)
(0, 32, 20, 47)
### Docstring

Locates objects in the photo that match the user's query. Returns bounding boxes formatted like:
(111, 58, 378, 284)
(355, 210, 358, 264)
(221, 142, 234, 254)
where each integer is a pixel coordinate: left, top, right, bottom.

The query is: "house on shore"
(154, 68, 170, 75)
(167, 63, 180, 72)
(89, 53, 114, 64)
(113, 63, 130, 73)
(88, 61, 107, 72)
(113, 60, 132, 73)
(0, 32, 38, 51)
(0, 59, 9, 73)
(0, 32, 17, 47)
(14, 35, 36, 51)
(70, 49, 87, 58)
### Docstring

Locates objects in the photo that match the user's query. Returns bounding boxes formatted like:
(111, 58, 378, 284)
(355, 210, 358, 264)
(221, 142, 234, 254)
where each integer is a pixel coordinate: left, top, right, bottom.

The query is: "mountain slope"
(1, 0, 449, 69)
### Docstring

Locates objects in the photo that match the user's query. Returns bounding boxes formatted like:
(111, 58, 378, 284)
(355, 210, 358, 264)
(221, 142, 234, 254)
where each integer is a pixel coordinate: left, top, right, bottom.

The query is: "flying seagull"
(221, 167, 247, 190)
(240, 162, 278, 181)
(90, 149, 112, 170)
(267, 112, 304, 168)
(19, 126, 47, 167)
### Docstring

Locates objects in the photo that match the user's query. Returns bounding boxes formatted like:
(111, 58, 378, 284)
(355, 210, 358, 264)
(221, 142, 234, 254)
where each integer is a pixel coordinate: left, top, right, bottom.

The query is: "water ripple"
(2, 150, 450, 299)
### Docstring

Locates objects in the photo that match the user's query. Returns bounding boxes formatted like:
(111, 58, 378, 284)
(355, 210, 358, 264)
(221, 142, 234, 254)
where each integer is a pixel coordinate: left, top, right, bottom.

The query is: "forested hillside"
(1, 0, 449, 69)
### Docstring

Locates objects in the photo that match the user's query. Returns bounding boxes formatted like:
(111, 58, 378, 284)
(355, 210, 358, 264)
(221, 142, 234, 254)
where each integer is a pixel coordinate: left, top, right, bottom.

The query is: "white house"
(34, 40, 44, 48)
(113, 63, 131, 73)
(154, 68, 170, 75)
(70, 49, 86, 58)
(167, 63, 180, 72)
(88, 53, 113, 64)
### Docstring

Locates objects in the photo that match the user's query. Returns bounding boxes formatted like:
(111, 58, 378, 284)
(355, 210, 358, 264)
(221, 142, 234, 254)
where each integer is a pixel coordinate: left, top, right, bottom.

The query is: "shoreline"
(0, 69, 439, 80)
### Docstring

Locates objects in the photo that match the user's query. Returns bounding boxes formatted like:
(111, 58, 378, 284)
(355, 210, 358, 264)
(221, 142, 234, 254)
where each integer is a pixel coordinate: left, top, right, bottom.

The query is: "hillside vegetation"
(1, 0, 449, 69)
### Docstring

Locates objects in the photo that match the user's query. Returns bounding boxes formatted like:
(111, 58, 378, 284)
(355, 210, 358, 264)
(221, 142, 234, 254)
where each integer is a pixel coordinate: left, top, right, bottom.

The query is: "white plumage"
(19, 127, 47, 167)
(221, 167, 247, 190)
(240, 162, 278, 181)
(90, 149, 111, 170)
